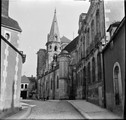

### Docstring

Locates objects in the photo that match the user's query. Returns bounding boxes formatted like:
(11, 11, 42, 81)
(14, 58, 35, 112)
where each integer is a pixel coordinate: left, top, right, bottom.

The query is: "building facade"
(75, 0, 105, 107)
(20, 75, 30, 99)
(0, 0, 26, 118)
(102, 17, 125, 117)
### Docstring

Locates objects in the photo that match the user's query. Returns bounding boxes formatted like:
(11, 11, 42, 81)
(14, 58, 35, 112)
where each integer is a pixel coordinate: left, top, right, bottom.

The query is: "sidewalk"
(68, 100, 123, 119)
(2, 102, 32, 119)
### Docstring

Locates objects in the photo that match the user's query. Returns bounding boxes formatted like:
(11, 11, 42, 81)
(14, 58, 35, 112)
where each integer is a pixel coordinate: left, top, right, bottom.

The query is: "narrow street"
(22, 100, 85, 119)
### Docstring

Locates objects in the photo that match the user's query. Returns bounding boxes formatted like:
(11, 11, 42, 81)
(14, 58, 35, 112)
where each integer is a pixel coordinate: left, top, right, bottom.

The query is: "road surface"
(22, 99, 85, 119)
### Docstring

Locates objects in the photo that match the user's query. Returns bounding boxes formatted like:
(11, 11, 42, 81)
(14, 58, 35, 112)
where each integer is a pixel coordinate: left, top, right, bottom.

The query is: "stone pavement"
(67, 100, 123, 119)
(26, 100, 84, 119)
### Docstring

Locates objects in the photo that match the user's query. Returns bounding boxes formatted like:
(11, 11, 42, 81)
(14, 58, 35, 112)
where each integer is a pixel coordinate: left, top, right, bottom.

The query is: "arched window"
(50, 45, 52, 49)
(87, 62, 91, 84)
(92, 57, 95, 82)
(25, 84, 27, 89)
(87, 28, 90, 46)
(113, 63, 122, 106)
(5, 33, 10, 40)
(57, 76, 59, 89)
(54, 46, 57, 51)
(51, 79, 52, 89)
(97, 53, 102, 81)
(55, 34, 58, 40)
(91, 20, 94, 41)
(21, 84, 23, 89)
(96, 10, 100, 34)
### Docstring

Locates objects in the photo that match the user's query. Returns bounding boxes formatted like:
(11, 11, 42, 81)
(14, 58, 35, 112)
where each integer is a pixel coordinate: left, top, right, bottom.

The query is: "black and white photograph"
(0, 0, 125, 119)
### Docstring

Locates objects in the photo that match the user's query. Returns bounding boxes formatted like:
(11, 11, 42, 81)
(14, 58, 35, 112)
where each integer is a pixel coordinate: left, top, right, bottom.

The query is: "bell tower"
(46, 9, 61, 70)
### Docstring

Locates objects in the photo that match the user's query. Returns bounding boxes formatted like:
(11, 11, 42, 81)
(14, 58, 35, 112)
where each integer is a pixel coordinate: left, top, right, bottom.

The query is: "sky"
(9, 0, 90, 77)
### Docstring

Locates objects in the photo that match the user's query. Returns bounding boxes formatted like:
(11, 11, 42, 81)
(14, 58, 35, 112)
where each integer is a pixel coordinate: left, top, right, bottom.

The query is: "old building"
(74, 0, 125, 111)
(20, 75, 30, 99)
(102, 17, 125, 117)
(0, 0, 26, 118)
(76, 0, 105, 107)
(28, 76, 37, 99)
(36, 49, 47, 78)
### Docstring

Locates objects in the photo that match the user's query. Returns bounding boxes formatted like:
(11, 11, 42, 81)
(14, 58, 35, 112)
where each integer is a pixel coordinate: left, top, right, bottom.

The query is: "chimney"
(2, 0, 9, 17)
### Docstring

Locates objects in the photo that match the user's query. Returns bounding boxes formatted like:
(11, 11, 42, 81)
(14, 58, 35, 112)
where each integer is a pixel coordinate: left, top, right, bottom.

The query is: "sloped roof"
(1, 16, 22, 32)
(21, 75, 30, 83)
(103, 17, 125, 53)
(28, 76, 36, 82)
(107, 21, 120, 32)
(63, 36, 79, 53)
(60, 36, 71, 44)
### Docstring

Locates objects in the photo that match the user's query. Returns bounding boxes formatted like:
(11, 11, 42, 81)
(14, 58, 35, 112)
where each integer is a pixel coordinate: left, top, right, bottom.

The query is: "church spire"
(48, 9, 60, 42)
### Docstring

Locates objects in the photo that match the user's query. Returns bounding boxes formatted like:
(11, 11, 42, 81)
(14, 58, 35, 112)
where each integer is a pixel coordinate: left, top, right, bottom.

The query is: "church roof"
(60, 36, 71, 44)
(63, 36, 79, 53)
(48, 9, 60, 42)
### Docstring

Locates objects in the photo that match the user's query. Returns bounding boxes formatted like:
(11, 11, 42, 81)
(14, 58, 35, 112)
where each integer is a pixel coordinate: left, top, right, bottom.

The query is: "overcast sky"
(9, 0, 90, 77)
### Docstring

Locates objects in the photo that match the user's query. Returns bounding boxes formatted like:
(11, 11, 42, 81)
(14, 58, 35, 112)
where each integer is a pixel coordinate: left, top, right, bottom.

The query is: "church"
(36, 9, 74, 100)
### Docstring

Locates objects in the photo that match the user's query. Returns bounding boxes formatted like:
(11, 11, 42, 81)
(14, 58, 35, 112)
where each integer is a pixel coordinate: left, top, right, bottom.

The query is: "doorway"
(21, 91, 27, 99)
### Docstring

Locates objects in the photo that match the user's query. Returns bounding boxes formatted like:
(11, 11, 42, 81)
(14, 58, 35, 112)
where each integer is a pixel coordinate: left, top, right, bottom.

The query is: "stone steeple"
(46, 9, 61, 70)
(47, 9, 60, 43)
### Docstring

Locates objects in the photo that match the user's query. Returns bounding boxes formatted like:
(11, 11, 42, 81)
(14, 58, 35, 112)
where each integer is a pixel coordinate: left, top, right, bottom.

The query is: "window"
(96, 10, 100, 34)
(54, 46, 57, 51)
(92, 57, 95, 82)
(97, 53, 102, 81)
(51, 79, 52, 89)
(21, 84, 23, 89)
(46, 82, 48, 90)
(83, 66, 86, 86)
(5, 33, 10, 40)
(87, 28, 90, 46)
(88, 62, 91, 84)
(50, 45, 52, 49)
(55, 34, 58, 40)
(25, 84, 27, 89)
(57, 76, 59, 89)
(91, 20, 94, 41)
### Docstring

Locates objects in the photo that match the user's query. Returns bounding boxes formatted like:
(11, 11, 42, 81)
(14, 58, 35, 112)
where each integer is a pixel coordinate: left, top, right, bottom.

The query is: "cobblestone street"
(22, 100, 85, 119)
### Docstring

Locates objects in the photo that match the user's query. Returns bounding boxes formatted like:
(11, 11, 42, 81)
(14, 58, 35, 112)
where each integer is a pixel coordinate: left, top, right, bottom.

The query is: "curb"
(4, 105, 32, 119)
(67, 101, 92, 119)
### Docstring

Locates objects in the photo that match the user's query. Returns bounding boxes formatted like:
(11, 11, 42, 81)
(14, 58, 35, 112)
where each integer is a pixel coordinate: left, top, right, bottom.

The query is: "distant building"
(36, 49, 47, 77)
(0, 0, 26, 118)
(27, 76, 37, 99)
(20, 76, 30, 99)
(102, 17, 125, 117)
